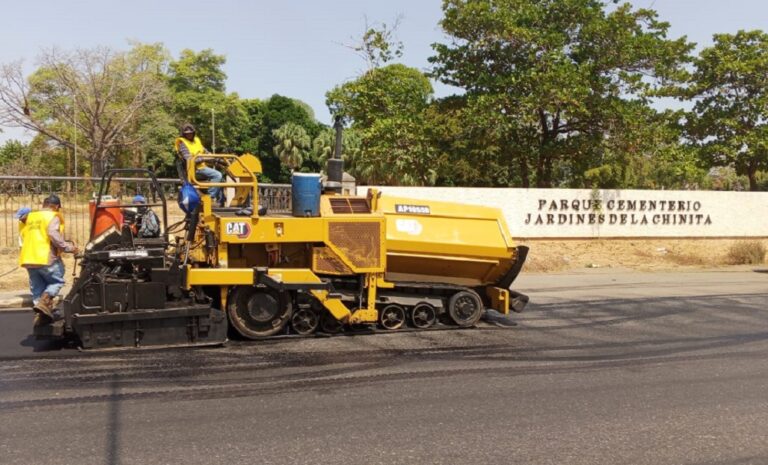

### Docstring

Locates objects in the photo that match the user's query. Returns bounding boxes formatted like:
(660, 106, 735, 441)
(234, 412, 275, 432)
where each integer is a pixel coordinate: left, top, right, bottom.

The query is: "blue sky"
(1, 0, 766, 143)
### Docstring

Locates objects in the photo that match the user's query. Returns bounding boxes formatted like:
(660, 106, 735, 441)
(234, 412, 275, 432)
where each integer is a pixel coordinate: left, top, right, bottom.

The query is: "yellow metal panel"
(378, 195, 515, 257)
(376, 194, 520, 286)
(187, 268, 255, 286)
(217, 217, 326, 244)
(350, 309, 378, 324)
(324, 218, 386, 273)
(311, 291, 353, 322)
(312, 247, 353, 275)
(189, 154, 260, 218)
(227, 153, 262, 176)
(266, 268, 323, 283)
(486, 286, 510, 315)
(265, 269, 353, 322)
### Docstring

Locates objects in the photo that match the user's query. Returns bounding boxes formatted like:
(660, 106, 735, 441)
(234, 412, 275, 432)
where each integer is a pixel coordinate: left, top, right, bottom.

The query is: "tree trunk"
(518, 156, 530, 188)
(535, 152, 552, 188)
(536, 109, 553, 188)
(91, 155, 104, 178)
(747, 163, 758, 191)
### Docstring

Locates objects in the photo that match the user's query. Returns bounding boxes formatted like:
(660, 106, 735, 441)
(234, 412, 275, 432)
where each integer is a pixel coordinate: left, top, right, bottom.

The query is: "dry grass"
(518, 238, 768, 273)
(0, 249, 77, 292)
(726, 241, 767, 265)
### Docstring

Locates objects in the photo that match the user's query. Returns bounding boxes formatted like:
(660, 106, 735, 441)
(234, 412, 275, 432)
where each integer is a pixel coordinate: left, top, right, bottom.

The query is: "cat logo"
(225, 222, 251, 239)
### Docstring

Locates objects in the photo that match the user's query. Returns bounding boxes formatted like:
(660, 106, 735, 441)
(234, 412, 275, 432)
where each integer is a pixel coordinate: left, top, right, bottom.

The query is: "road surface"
(1, 269, 767, 465)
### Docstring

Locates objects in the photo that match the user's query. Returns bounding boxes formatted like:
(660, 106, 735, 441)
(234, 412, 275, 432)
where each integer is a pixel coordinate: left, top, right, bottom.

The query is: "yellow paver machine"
(36, 129, 528, 349)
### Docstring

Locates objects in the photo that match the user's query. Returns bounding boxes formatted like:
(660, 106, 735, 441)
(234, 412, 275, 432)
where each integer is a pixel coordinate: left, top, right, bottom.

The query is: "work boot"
(33, 293, 54, 323)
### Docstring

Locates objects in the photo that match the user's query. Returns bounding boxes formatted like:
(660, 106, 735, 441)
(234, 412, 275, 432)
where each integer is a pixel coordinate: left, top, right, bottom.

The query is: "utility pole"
(73, 96, 78, 193)
(211, 108, 216, 154)
(74, 98, 79, 175)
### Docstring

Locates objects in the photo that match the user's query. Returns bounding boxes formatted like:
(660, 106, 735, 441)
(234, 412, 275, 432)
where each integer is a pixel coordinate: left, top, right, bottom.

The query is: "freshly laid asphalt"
(0, 269, 767, 465)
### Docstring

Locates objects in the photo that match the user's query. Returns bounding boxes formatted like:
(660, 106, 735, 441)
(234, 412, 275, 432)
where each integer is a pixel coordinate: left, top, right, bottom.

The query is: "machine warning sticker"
(395, 204, 431, 215)
(108, 250, 149, 258)
(225, 222, 251, 239)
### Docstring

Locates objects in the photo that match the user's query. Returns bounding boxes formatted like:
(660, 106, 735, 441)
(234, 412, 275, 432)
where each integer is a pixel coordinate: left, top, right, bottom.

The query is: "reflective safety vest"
(17, 220, 25, 248)
(19, 210, 63, 266)
(174, 136, 208, 169)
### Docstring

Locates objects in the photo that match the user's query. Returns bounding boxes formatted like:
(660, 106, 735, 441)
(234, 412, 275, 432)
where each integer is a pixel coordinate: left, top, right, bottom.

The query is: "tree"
(0, 45, 169, 176)
(255, 95, 322, 182)
(584, 107, 706, 189)
(344, 16, 405, 70)
(429, 0, 694, 187)
(310, 127, 363, 176)
(272, 122, 310, 170)
(0, 139, 36, 175)
(422, 96, 520, 187)
(167, 49, 249, 155)
(688, 30, 768, 191)
(326, 64, 436, 185)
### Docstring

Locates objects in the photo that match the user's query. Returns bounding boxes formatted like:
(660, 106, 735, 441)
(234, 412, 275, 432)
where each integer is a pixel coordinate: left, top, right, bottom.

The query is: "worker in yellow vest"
(174, 123, 224, 206)
(19, 195, 79, 324)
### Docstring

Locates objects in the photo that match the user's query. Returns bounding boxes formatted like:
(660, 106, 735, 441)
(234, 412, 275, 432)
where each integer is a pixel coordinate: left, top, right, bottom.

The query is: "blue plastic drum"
(291, 173, 322, 217)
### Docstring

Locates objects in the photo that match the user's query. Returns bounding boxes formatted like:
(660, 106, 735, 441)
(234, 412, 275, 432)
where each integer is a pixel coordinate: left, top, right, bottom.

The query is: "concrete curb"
(0, 294, 32, 311)
(0, 290, 69, 311)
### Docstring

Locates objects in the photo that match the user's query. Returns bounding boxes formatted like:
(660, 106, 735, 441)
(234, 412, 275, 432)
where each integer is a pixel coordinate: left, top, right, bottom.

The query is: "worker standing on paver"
(18, 195, 79, 324)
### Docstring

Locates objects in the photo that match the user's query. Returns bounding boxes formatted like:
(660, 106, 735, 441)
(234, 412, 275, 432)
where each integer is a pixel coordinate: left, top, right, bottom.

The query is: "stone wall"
(359, 187, 768, 239)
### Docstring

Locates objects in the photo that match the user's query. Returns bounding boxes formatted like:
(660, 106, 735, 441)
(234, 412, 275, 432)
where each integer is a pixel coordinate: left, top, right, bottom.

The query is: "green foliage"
(167, 49, 250, 156)
(0, 139, 52, 176)
(253, 95, 323, 182)
(310, 128, 334, 170)
(168, 49, 226, 93)
(0, 139, 26, 166)
(309, 127, 363, 175)
(327, 64, 432, 126)
(272, 122, 310, 170)
(430, 0, 694, 187)
(327, 64, 436, 185)
(351, 18, 405, 69)
(424, 95, 525, 186)
(0, 43, 170, 176)
(1, 12, 766, 193)
(688, 30, 768, 191)
(583, 107, 707, 189)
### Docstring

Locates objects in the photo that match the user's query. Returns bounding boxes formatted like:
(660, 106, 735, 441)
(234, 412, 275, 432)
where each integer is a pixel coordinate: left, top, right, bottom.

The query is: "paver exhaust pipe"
(326, 116, 344, 193)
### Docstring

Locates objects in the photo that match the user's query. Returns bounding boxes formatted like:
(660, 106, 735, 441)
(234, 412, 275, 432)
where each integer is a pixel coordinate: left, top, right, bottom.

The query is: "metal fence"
(0, 175, 291, 248)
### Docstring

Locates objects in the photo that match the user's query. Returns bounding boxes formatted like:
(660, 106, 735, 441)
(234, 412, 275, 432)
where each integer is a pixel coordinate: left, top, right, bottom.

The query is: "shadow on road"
(19, 334, 65, 352)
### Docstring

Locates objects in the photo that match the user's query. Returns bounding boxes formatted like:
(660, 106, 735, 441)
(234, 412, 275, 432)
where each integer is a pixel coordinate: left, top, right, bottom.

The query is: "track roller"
(411, 303, 437, 329)
(227, 287, 292, 339)
(379, 304, 406, 330)
(320, 311, 344, 334)
(447, 290, 483, 327)
(291, 308, 319, 335)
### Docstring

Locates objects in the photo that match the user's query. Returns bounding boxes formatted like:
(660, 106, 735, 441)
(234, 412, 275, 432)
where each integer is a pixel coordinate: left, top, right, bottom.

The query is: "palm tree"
(272, 122, 310, 170)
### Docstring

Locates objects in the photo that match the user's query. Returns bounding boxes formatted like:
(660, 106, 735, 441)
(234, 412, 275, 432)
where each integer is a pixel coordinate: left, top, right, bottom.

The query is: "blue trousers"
(27, 259, 66, 304)
(195, 167, 224, 203)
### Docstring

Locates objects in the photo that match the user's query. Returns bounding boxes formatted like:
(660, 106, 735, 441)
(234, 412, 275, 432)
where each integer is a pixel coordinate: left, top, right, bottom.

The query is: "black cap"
(181, 123, 196, 135)
(43, 194, 61, 207)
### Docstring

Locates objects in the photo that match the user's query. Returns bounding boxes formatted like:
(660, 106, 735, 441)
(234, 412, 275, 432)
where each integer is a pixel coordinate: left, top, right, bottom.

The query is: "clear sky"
(1, 0, 766, 143)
